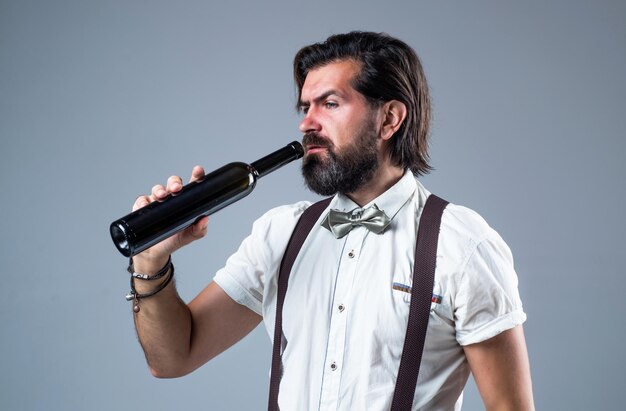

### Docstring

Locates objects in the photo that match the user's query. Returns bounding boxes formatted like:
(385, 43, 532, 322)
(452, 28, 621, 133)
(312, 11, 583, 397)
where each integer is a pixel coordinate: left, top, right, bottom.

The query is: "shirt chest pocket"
(392, 278, 445, 313)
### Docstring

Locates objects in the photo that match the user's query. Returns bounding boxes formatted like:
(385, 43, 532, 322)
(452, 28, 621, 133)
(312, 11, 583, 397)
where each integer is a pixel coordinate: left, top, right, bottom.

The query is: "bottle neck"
(250, 141, 304, 178)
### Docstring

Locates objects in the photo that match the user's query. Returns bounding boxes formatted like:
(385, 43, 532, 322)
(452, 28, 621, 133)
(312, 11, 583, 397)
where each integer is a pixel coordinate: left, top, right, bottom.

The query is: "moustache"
(302, 132, 332, 151)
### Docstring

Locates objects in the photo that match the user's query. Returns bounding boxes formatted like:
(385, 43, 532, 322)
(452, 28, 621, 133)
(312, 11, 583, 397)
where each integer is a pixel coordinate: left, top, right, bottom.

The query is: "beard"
(301, 119, 379, 196)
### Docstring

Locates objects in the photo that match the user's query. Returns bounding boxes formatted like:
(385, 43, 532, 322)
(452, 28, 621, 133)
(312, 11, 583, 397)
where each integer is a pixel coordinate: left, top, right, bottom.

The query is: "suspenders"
(268, 195, 449, 411)
(268, 198, 332, 411)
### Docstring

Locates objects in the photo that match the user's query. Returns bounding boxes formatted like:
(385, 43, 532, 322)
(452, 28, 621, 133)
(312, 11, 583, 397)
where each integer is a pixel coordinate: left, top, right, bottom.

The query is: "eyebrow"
(297, 89, 343, 110)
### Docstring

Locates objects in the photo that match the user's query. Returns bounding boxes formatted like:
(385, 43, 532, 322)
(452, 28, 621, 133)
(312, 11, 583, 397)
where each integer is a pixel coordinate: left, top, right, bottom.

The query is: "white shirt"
(214, 171, 526, 411)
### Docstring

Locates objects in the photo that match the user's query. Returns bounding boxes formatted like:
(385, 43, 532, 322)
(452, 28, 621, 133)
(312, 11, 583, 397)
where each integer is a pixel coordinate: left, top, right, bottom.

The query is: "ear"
(380, 100, 407, 141)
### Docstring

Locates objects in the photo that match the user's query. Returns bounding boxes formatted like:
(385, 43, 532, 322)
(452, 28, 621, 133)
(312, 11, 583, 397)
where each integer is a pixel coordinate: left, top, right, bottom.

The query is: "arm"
(463, 325, 535, 411)
(130, 167, 262, 378)
(134, 280, 261, 378)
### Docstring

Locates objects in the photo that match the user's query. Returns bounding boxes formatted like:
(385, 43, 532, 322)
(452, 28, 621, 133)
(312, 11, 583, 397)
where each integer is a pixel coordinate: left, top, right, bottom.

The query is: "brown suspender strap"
(390, 194, 448, 410)
(268, 194, 448, 411)
(268, 197, 332, 411)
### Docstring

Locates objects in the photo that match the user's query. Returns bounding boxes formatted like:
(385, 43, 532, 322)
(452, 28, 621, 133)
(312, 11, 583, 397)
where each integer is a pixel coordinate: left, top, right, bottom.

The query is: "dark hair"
(294, 31, 432, 175)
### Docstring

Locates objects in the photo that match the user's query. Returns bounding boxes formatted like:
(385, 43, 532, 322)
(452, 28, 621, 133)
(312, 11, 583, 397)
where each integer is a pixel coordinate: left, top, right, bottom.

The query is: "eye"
(298, 105, 309, 115)
(324, 101, 338, 109)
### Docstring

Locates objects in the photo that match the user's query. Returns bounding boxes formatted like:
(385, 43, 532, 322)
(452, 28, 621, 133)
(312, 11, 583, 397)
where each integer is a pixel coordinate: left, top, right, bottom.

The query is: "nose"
(299, 108, 321, 134)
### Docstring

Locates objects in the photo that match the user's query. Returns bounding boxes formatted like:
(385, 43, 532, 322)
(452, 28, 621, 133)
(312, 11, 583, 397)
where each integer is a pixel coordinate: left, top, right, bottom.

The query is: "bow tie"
(321, 204, 391, 239)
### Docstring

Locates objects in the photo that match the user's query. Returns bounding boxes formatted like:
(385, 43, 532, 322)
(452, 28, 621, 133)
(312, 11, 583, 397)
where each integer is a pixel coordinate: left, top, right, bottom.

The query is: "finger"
(189, 216, 209, 241)
(167, 175, 184, 194)
(132, 195, 151, 211)
(190, 165, 205, 183)
(190, 216, 209, 237)
(197, 215, 209, 230)
(172, 216, 209, 250)
(151, 184, 168, 200)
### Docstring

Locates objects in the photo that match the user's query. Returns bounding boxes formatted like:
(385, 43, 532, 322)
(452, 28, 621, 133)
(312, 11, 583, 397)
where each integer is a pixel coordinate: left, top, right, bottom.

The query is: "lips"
(303, 132, 331, 156)
(305, 144, 329, 155)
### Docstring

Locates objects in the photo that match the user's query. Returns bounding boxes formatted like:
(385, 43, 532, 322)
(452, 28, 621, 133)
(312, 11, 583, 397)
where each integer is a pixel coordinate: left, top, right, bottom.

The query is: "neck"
(345, 163, 405, 207)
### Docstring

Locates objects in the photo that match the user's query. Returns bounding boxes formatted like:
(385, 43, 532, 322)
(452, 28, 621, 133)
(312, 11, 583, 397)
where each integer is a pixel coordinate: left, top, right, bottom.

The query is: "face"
(298, 60, 382, 195)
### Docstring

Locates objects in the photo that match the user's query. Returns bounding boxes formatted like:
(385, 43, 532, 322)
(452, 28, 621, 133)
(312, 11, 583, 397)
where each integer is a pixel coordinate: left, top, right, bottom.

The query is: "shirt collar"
(328, 169, 418, 222)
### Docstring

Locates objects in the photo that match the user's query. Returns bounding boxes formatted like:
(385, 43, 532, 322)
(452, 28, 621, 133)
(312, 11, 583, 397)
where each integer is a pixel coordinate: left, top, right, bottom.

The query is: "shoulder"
(440, 202, 498, 245)
(213, 200, 319, 313)
(434, 199, 514, 275)
(415, 181, 497, 246)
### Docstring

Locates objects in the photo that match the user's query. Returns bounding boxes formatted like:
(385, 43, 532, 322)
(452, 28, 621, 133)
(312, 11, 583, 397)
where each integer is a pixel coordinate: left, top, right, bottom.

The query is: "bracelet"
(127, 255, 172, 280)
(125, 262, 174, 313)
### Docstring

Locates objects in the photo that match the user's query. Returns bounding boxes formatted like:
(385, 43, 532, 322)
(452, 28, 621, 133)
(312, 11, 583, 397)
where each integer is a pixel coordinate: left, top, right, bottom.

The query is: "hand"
(131, 166, 209, 273)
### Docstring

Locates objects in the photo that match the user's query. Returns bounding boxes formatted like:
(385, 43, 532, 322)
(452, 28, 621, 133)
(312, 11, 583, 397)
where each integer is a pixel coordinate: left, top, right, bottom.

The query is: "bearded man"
(127, 31, 534, 410)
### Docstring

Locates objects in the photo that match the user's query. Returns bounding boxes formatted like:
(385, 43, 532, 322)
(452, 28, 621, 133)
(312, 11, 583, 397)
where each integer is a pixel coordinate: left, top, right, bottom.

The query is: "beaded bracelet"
(125, 262, 174, 313)
(127, 255, 172, 280)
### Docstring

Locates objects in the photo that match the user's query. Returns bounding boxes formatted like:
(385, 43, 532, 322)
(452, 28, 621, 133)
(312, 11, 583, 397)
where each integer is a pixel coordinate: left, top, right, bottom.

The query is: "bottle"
(110, 141, 304, 257)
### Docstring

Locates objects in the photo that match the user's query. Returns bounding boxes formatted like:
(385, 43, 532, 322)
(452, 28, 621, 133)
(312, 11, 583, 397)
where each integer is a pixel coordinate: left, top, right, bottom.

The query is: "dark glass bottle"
(110, 141, 304, 257)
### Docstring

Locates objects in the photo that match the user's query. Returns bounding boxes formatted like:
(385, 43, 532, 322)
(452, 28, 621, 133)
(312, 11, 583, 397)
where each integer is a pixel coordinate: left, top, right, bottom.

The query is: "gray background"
(1, 0, 624, 410)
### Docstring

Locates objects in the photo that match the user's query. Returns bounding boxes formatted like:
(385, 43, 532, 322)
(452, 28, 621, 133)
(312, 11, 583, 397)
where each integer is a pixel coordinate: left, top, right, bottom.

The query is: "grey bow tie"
(321, 204, 391, 238)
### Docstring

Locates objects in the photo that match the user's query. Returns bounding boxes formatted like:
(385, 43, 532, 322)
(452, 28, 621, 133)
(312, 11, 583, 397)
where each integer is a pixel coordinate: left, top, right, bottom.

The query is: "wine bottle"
(110, 141, 304, 257)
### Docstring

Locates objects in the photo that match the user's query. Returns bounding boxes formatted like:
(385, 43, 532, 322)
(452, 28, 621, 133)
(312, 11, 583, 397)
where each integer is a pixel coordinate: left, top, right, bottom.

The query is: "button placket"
(319, 226, 365, 409)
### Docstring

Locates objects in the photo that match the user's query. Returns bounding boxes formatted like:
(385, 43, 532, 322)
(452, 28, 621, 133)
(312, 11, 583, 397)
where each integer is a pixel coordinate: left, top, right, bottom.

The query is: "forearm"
(132, 258, 194, 378)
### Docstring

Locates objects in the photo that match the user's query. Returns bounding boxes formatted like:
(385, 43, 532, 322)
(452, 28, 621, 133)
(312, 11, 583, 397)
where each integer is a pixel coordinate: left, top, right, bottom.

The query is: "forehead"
(300, 60, 362, 100)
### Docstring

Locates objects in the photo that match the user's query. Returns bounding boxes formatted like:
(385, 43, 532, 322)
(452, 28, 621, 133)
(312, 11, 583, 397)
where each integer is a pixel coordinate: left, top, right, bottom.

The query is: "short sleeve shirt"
(214, 171, 526, 411)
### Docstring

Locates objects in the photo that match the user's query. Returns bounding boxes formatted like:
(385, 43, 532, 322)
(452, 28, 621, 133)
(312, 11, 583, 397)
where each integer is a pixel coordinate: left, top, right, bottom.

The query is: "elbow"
(145, 348, 209, 378)
(149, 364, 191, 379)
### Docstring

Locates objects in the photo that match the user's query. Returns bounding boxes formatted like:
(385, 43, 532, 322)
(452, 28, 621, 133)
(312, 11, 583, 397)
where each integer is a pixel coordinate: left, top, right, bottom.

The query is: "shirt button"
(348, 250, 355, 258)
(338, 304, 345, 312)
(330, 362, 338, 371)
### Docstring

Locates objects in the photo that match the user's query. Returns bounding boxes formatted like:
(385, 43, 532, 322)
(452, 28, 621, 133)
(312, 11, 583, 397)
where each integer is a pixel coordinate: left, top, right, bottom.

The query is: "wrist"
(132, 266, 173, 295)
(126, 258, 175, 312)
(132, 253, 171, 276)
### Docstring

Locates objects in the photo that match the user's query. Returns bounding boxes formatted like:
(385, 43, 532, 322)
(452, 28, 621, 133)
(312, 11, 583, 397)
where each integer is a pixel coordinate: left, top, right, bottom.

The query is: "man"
(129, 32, 534, 410)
